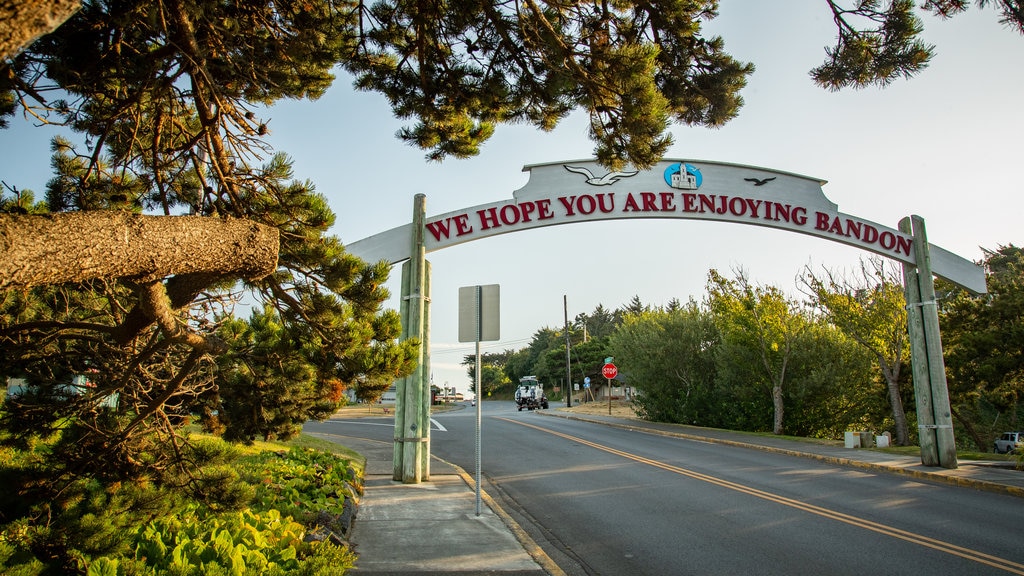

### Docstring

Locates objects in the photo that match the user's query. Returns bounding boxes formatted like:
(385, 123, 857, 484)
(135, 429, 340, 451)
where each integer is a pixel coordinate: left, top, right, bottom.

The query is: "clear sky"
(2, 3, 1022, 397)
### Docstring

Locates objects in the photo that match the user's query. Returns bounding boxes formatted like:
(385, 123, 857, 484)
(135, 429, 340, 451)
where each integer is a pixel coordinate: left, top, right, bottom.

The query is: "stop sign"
(602, 363, 618, 379)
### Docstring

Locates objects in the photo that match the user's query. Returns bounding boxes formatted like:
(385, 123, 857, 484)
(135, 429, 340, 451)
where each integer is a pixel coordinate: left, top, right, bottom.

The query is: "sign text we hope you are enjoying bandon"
(345, 159, 986, 294)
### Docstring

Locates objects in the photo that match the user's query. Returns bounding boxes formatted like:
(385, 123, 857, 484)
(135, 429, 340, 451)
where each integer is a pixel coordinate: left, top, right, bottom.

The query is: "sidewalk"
(327, 411, 1024, 576)
(333, 433, 554, 576)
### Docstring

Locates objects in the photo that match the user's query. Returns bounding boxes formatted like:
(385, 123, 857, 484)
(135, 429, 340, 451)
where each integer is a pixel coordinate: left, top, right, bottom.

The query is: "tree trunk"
(884, 371, 910, 446)
(772, 382, 785, 435)
(0, 0, 79, 60)
(951, 407, 987, 452)
(0, 213, 278, 289)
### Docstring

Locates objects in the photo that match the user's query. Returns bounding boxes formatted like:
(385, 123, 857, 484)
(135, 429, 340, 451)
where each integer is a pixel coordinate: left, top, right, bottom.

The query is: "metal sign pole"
(474, 285, 483, 516)
(608, 376, 612, 415)
(564, 295, 572, 408)
(459, 284, 499, 515)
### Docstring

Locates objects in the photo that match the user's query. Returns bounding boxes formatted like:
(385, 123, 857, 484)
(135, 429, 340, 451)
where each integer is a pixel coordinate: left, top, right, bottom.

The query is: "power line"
(429, 336, 533, 356)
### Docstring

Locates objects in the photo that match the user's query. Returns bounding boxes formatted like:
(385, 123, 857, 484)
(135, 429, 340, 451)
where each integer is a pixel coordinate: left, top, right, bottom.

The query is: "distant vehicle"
(470, 398, 476, 407)
(514, 376, 549, 411)
(994, 432, 1023, 454)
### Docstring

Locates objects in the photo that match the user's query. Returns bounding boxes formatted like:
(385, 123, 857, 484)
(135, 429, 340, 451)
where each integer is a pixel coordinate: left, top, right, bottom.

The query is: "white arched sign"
(354, 159, 986, 483)
(348, 159, 985, 293)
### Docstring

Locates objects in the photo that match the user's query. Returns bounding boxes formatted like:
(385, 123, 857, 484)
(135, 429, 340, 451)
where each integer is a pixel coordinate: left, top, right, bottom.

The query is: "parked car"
(994, 432, 1024, 454)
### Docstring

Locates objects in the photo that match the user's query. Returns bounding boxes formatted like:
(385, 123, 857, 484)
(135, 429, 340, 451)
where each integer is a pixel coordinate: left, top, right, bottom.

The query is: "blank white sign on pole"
(458, 284, 500, 342)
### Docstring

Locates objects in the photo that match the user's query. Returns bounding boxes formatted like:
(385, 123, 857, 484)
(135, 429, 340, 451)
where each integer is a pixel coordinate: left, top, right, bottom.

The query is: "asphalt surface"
(322, 411, 1024, 576)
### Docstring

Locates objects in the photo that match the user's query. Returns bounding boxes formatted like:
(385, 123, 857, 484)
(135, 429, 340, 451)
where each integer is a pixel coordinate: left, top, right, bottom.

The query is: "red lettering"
(862, 225, 878, 244)
(793, 207, 807, 226)
(809, 213, 910, 254)
(623, 193, 642, 212)
(729, 197, 747, 216)
(744, 198, 763, 218)
(561, 194, 614, 215)
(879, 231, 897, 251)
(660, 192, 677, 212)
(699, 194, 716, 214)
(844, 220, 862, 239)
(641, 192, 658, 211)
(425, 218, 454, 241)
(477, 207, 500, 230)
(558, 196, 576, 216)
(500, 204, 521, 226)
(427, 214, 475, 240)
(577, 195, 596, 215)
(895, 235, 912, 256)
(431, 198, 908, 259)
(536, 199, 555, 220)
(518, 201, 537, 222)
(453, 214, 472, 236)
(682, 193, 698, 212)
(828, 216, 844, 235)
(716, 196, 728, 215)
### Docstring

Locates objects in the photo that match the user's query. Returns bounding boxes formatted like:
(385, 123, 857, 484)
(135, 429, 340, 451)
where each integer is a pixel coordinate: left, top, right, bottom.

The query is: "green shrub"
(238, 448, 359, 523)
(1, 443, 360, 575)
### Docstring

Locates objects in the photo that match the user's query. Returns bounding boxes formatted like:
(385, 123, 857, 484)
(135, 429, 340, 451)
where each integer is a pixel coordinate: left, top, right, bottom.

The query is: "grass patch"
(872, 444, 1019, 462)
(328, 403, 460, 423)
(183, 424, 366, 475)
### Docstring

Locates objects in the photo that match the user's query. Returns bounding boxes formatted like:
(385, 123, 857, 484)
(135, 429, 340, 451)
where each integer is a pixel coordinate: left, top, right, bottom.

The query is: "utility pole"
(564, 295, 572, 408)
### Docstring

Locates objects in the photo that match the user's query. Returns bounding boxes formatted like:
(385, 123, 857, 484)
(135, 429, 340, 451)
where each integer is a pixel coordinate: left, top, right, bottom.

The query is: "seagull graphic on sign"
(744, 176, 776, 186)
(564, 165, 639, 186)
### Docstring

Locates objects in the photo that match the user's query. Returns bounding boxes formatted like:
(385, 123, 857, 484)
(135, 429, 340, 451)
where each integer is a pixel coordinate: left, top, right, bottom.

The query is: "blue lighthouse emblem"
(664, 163, 702, 190)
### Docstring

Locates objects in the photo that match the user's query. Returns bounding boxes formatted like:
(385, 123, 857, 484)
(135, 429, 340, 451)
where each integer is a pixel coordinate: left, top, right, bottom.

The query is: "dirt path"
(557, 400, 637, 418)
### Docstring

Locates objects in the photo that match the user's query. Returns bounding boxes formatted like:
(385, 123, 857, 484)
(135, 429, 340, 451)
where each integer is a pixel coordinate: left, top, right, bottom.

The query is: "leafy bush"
(238, 448, 361, 525)
(132, 506, 305, 575)
(0, 441, 359, 575)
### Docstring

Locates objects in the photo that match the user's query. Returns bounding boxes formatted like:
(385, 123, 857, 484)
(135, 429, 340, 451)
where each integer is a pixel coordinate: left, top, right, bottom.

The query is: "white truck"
(514, 376, 549, 411)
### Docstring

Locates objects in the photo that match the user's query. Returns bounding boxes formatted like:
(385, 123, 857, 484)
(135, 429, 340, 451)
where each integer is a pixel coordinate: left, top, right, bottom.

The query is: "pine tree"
(939, 245, 1024, 450)
(2, 0, 1021, 494)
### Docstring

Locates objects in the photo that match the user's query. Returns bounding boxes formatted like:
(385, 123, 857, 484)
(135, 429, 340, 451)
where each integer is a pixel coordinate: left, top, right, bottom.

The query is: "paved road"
(311, 402, 1024, 576)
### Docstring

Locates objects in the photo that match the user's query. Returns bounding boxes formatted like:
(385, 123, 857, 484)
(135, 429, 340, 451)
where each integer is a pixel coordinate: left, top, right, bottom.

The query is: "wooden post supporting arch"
(901, 216, 958, 468)
(349, 160, 986, 479)
(392, 194, 431, 483)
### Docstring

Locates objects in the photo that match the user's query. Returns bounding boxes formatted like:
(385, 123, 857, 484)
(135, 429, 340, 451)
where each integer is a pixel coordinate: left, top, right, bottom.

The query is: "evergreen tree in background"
(939, 245, 1024, 450)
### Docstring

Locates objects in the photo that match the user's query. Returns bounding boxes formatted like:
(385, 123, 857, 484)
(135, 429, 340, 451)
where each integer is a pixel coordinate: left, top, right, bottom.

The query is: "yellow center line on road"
(501, 417, 1024, 575)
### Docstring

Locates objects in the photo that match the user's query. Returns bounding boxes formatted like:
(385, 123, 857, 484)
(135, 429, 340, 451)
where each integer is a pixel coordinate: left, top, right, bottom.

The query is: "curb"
(542, 411, 1024, 499)
(440, 458, 567, 576)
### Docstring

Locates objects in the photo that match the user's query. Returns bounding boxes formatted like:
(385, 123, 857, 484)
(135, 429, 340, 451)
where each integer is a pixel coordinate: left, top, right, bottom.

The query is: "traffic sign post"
(601, 363, 617, 379)
(459, 284, 499, 515)
(602, 363, 617, 415)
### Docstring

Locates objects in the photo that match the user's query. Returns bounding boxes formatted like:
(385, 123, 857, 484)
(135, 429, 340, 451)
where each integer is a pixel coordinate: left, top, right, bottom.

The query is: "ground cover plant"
(0, 434, 360, 576)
